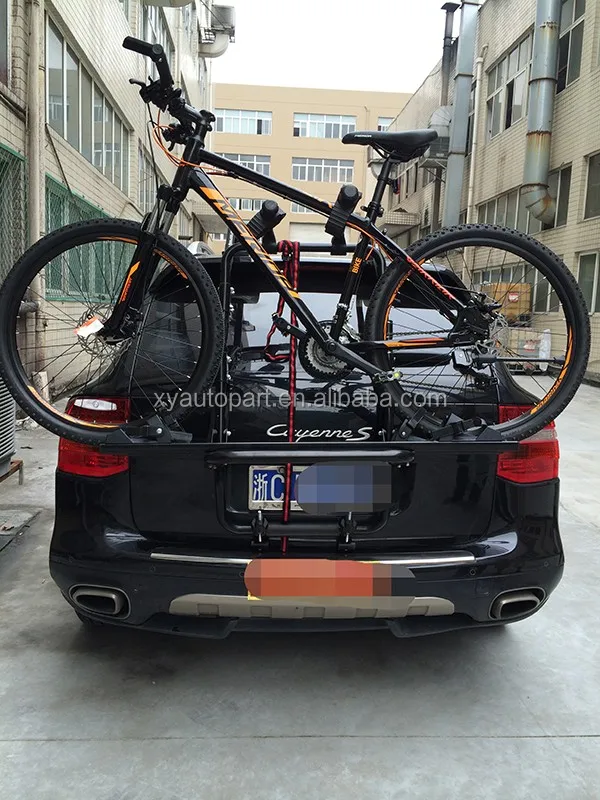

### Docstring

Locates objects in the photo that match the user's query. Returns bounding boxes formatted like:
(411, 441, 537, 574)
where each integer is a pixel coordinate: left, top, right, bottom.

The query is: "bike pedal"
(272, 314, 306, 340)
(373, 368, 403, 385)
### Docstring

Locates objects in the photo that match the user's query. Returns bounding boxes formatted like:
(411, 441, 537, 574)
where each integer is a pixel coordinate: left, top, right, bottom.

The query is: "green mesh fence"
(45, 175, 107, 231)
(45, 176, 111, 302)
(0, 144, 27, 283)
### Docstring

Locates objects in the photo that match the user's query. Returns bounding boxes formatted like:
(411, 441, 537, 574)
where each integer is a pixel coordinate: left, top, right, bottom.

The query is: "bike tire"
(364, 224, 590, 441)
(0, 219, 224, 445)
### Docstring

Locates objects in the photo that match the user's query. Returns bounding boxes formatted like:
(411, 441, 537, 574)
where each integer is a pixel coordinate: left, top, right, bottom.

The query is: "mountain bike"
(0, 37, 590, 446)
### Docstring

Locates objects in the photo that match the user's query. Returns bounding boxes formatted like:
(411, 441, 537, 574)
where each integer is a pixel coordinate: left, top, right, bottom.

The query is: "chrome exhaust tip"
(70, 586, 129, 618)
(490, 589, 545, 621)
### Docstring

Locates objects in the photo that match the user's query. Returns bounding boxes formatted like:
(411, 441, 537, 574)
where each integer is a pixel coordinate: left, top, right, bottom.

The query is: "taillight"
(497, 405, 559, 484)
(58, 397, 130, 478)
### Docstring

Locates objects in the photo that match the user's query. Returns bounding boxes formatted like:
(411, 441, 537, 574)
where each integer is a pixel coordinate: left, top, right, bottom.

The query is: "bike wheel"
(364, 224, 590, 441)
(0, 219, 224, 444)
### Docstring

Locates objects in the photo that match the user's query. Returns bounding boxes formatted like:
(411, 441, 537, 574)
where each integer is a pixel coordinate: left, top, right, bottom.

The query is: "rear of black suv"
(49, 253, 563, 638)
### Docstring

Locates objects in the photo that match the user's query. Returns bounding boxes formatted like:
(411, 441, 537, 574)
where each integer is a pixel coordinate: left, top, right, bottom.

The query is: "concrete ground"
(0, 387, 599, 800)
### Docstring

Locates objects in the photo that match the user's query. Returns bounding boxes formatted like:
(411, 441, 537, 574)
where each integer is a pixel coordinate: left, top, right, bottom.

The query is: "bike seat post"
(366, 156, 394, 223)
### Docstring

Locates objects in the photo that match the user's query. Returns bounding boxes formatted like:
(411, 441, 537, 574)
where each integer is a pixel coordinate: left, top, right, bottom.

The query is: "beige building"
(0, 0, 235, 284)
(206, 83, 410, 250)
(384, 0, 600, 374)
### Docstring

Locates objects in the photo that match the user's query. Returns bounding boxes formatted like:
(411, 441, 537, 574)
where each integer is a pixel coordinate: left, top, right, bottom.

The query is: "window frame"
(292, 113, 356, 139)
(291, 202, 315, 214)
(217, 153, 271, 176)
(377, 117, 393, 132)
(476, 181, 571, 236)
(557, 0, 585, 93)
(486, 32, 532, 140)
(45, 17, 130, 194)
(141, 5, 174, 74)
(291, 157, 354, 183)
(229, 198, 266, 212)
(0, 0, 9, 86)
(584, 152, 600, 220)
(215, 109, 272, 136)
(578, 251, 600, 314)
(542, 164, 572, 229)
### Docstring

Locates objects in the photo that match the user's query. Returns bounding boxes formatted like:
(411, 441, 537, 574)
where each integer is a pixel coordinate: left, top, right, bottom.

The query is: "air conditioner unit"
(0, 379, 16, 478)
(211, 5, 236, 34)
(419, 136, 450, 169)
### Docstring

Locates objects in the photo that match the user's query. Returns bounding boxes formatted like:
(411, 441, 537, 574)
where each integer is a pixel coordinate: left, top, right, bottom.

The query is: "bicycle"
(0, 37, 591, 446)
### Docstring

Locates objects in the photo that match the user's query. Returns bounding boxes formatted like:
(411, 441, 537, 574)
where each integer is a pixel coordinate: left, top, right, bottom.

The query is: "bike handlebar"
(123, 36, 173, 90)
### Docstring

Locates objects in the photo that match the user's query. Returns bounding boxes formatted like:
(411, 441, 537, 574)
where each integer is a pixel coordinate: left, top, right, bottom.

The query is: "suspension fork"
(100, 177, 186, 341)
(99, 226, 163, 341)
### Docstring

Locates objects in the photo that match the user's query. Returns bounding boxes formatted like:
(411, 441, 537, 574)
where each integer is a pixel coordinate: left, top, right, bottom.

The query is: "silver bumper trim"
(150, 552, 476, 568)
(169, 593, 456, 620)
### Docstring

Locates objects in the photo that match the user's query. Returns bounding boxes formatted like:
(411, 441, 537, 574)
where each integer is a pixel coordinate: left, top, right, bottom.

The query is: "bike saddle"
(342, 129, 438, 162)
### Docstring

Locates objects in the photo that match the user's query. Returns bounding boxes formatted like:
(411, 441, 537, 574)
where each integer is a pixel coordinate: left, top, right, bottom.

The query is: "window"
(543, 165, 572, 229)
(179, 208, 191, 240)
(557, 0, 585, 92)
(141, 5, 174, 74)
(218, 153, 271, 175)
(47, 21, 64, 135)
(293, 113, 356, 139)
(584, 153, 600, 219)
(487, 33, 532, 138)
(378, 117, 393, 132)
(211, 232, 228, 241)
(46, 20, 129, 193)
(402, 162, 419, 198)
(230, 198, 265, 212)
(472, 261, 558, 313)
(118, 0, 129, 20)
(45, 176, 110, 299)
(292, 157, 354, 183)
(138, 145, 156, 213)
(466, 82, 476, 153)
(215, 109, 272, 135)
(578, 252, 600, 313)
(182, 1, 196, 46)
(0, 0, 9, 85)
(477, 186, 553, 234)
(291, 202, 314, 213)
(422, 167, 435, 188)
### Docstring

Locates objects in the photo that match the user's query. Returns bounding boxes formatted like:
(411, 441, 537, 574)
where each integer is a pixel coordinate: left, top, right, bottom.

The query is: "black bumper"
(49, 531, 564, 639)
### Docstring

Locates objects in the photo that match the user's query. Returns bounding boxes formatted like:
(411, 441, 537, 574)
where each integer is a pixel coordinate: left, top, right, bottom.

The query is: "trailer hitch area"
(337, 513, 358, 553)
(251, 510, 270, 553)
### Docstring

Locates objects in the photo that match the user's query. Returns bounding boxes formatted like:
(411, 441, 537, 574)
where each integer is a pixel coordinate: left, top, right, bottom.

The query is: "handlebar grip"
(123, 37, 173, 88)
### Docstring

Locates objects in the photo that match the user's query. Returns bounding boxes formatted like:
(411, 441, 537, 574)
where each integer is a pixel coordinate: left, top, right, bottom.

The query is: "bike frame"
(111, 131, 466, 380)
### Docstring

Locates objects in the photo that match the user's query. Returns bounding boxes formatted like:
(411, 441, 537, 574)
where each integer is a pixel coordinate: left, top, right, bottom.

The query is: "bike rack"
(100, 430, 520, 458)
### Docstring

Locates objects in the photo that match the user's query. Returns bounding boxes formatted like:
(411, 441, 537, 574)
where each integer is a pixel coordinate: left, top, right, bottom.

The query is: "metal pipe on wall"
(27, 0, 47, 381)
(521, 0, 562, 224)
(466, 45, 487, 223)
(432, 2, 460, 232)
(442, 0, 480, 228)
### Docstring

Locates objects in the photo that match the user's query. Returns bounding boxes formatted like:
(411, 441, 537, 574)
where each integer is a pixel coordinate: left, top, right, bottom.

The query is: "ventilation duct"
(521, 0, 562, 224)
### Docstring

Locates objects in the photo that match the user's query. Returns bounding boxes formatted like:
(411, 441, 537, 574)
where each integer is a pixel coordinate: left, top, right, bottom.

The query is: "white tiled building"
(385, 0, 600, 373)
(0, 0, 233, 281)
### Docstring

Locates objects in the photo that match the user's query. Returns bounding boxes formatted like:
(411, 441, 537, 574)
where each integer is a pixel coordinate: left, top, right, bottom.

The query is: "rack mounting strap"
(262, 241, 300, 531)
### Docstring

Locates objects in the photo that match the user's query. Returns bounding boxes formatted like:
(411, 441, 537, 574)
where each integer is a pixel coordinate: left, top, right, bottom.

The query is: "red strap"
(278, 241, 300, 527)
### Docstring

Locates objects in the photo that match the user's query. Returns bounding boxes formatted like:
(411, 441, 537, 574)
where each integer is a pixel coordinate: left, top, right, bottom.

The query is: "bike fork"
(100, 228, 162, 341)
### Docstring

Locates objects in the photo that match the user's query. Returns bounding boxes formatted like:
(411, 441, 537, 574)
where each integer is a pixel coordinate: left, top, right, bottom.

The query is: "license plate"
(249, 466, 305, 511)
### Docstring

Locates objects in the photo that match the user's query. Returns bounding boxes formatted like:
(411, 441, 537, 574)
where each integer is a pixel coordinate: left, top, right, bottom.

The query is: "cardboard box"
(486, 282, 532, 321)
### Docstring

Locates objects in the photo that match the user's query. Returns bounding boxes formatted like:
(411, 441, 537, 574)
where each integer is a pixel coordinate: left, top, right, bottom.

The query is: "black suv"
(50, 250, 562, 638)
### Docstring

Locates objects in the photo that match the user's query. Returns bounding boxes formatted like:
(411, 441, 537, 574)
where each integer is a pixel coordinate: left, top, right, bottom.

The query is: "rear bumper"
(49, 528, 564, 638)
